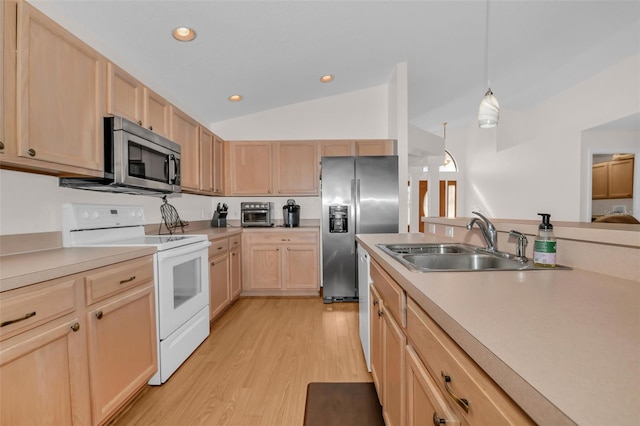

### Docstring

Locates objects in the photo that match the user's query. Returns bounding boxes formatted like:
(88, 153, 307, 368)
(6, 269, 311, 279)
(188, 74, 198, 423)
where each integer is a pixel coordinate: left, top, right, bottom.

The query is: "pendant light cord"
(484, 0, 491, 90)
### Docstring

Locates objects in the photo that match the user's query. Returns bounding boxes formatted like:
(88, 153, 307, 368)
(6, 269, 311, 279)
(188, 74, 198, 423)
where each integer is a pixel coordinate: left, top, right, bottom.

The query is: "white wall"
(453, 54, 640, 221)
(388, 63, 410, 232)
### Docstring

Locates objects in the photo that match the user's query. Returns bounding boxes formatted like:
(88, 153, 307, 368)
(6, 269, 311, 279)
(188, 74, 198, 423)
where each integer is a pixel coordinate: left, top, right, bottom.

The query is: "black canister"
(283, 199, 300, 227)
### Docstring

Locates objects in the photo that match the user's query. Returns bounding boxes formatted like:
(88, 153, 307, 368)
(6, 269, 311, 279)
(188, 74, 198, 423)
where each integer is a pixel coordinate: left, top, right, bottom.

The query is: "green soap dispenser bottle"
(533, 213, 556, 267)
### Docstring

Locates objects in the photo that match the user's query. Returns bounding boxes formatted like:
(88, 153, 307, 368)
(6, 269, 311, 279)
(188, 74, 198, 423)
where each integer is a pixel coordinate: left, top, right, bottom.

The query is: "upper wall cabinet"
(274, 141, 319, 195)
(1, 1, 104, 176)
(320, 140, 396, 157)
(170, 107, 200, 192)
(592, 157, 634, 199)
(198, 128, 225, 196)
(228, 141, 274, 195)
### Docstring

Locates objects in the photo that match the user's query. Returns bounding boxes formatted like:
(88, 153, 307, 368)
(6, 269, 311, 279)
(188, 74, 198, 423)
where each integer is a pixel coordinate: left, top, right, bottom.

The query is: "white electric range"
(62, 203, 211, 385)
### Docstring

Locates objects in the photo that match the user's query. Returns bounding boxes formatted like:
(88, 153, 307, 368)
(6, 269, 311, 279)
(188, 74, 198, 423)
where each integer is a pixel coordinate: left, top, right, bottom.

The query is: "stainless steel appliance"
(283, 199, 300, 227)
(321, 156, 399, 303)
(241, 202, 274, 227)
(357, 244, 372, 371)
(59, 117, 181, 195)
(62, 203, 211, 385)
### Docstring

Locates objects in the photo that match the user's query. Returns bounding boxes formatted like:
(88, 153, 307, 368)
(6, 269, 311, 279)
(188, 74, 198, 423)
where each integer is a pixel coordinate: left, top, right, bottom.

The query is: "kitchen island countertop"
(357, 232, 639, 426)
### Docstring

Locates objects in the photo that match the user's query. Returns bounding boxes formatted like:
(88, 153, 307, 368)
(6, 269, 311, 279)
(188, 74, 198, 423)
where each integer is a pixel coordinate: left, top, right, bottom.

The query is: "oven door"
(241, 209, 271, 227)
(156, 240, 211, 340)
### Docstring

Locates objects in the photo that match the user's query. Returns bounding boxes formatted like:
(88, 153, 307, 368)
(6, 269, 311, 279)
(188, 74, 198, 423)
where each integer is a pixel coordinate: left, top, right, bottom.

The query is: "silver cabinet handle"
(1, 311, 36, 327)
(442, 372, 469, 413)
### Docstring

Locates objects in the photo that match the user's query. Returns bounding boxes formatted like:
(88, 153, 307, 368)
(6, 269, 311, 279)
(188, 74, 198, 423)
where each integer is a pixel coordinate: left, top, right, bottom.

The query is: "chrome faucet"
(466, 211, 498, 252)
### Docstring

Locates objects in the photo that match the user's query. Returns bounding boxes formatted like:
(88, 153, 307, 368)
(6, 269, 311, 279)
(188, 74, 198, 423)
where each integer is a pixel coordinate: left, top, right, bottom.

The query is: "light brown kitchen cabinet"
(405, 297, 533, 425)
(171, 106, 200, 191)
(199, 127, 215, 194)
(274, 141, 319, 195)
(370, 259, 405, 426)
(143, 87, 171, 138)
(592, 157, 634, 199)
(405, 345, 460, 426)
(212, 134, 225, 195)
(370, 285, 383, 403)
(228, 141, 274, 195)
(3, 0, 104, 176)
(320, 140, 395, 157)
(209, 237, 230, 321)
(241, 230, 319, 296)
(105, 62, 144, 125)
(0, 277, 91, 426)
(228, 140, 319, 196)
(229, 235, 242, 299)
(84, 257, 157, 426)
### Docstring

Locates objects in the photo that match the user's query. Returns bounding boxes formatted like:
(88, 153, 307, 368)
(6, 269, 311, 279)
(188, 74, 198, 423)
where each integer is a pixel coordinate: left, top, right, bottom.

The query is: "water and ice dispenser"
(328, 205, 348, 233)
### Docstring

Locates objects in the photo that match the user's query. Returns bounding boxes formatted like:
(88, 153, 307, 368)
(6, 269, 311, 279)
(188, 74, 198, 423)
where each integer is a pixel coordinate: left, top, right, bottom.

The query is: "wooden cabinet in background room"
(170, 107, 200, 191)
(228, 141, 274, 195)
(6, 0, 104, 175)
(241, 230, 319, 296)
(274, 141, 319, 195)
(0, 277, 91, 426)
(592, 157, 634, 199)
(321, 140, 354, 157)
(355, 140, 395, 156)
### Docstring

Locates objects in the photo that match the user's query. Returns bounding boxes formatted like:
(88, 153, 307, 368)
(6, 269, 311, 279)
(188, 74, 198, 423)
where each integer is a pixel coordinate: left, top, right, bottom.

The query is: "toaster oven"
(240, 202, 274, 227)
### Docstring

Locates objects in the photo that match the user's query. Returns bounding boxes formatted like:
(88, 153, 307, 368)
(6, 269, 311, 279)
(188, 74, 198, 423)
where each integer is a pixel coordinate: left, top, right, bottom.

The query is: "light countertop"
(357, 232, 640, 426)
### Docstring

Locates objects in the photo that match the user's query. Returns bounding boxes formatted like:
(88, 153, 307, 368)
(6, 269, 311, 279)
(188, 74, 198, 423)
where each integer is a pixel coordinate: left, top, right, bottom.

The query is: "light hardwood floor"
(113, 297, 371, 426)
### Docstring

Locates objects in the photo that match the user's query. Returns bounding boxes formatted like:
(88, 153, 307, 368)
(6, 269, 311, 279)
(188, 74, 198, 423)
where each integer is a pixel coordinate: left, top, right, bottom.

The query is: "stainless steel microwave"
(59, 116, 181, 195)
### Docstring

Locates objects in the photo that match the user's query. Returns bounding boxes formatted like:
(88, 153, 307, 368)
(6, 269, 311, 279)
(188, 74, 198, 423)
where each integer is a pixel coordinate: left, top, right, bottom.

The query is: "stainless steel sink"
(376, 243, 570, 272)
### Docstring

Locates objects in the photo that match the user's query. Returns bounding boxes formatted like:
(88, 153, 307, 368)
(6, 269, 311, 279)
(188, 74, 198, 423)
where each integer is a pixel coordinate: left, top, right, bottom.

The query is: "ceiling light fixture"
(478, 0, 499, 128)
(320, 74, 334, 83)
(228, 94, 243, 102)
(173, 27, 196, 42)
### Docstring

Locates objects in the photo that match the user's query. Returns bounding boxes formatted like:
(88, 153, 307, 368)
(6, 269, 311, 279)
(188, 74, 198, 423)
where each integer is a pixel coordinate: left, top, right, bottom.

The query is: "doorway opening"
(418, 180, 457, 233)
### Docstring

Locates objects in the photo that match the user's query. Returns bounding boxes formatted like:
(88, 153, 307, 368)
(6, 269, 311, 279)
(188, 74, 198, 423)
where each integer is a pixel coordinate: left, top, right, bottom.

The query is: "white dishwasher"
(357, 244, 371, 371)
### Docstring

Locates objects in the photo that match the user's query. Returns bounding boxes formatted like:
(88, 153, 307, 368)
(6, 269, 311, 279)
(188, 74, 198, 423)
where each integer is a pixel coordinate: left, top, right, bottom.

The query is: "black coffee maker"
(283, 199, 300, 227)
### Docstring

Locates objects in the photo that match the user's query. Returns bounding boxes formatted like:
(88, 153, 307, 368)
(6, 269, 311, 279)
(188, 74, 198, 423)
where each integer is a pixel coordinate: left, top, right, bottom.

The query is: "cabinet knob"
(95, 311, 103, 320)
(0, 141, 4, 150)
(378, 309, 383, 317)
(432, 412, 446, 425)
(149, 125, 153, 131)
(373, 299, 379, 306)
(70, 323, 80, 332)
(137, 120, 142, 126)
(27, 148, 36, 157)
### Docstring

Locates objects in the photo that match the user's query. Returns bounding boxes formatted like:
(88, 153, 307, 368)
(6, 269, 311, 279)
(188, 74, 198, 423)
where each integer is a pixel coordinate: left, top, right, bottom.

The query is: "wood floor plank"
(113, 297, 371, 426)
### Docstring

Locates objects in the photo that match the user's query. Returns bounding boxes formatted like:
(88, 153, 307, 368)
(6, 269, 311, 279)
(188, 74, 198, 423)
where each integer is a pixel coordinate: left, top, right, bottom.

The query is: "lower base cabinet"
(209, 234, 242, 322)
(0, 255, 157, 426)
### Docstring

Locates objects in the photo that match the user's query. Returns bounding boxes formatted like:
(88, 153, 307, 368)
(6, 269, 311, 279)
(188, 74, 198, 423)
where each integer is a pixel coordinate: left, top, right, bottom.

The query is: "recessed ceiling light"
(320, 74, 334, 83)
(228, 94, 243, 102)
(173, 27, 196, 42)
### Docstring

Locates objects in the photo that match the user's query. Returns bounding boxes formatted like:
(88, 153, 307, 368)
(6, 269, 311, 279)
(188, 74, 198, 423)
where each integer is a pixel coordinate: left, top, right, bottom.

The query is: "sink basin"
(376, 243, 570, 272)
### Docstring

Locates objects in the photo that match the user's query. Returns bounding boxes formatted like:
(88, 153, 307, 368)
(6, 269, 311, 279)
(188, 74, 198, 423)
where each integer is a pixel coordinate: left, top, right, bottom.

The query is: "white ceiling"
(31, 1, 640, 133)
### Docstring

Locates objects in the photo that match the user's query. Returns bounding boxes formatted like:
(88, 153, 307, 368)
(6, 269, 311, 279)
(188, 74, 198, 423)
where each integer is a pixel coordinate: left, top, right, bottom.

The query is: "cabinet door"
(212, 134, 225, 195)
(382, 302, 406, 426)
(609, 158, 634, 198)
(199, 127, 215, 194)
(171, 107, 200, 191)
(321, 140, 354, 157)
(229, 142, 274, 195)
(16, 1, 103, 172)
(209, 253, 230, 321)
(106, 62, 143, 124)
(247, 244, 282, 289)
(86, 284, 157, 426)
(356, 140, 394, 156)
(370, 285, 383, 404)
(230, 248, 242, 299)
(406, 345, 460, 426)
(0, 317, 91, 426)
(274, 141, 319, 195)
(283, 244, 319, 289)
(592, 162, 608, 199)
(143, 87, 171, 138)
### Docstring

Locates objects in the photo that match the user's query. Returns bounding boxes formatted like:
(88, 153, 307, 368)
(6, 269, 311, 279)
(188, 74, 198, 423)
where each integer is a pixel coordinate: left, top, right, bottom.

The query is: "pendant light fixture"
(478, 0, 499, 128)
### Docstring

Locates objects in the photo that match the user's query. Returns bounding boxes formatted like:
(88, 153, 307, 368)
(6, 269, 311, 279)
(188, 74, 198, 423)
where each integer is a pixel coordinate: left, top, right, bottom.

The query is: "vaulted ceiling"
(31, 1, 640, 133)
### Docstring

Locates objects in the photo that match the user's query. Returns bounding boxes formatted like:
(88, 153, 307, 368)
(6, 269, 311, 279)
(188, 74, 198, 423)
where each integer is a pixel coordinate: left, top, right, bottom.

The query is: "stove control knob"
(81, 210, 90, 220)
(92, 211, 100, 220)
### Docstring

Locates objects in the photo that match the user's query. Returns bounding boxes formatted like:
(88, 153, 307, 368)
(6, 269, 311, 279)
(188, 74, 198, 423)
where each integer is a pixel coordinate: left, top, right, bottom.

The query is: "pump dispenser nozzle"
(538, 213, 553, 230)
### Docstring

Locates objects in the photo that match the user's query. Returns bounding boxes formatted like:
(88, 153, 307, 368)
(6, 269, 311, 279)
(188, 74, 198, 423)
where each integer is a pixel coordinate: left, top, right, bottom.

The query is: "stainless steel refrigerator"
(321, 156, 399, 303)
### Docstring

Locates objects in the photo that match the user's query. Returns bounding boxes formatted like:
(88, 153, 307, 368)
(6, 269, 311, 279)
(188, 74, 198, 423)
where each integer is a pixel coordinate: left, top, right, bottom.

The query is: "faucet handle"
(509, 230, 528, 260)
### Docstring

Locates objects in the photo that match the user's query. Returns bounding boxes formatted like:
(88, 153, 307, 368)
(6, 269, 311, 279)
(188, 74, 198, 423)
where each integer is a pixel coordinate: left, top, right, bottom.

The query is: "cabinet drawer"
(406, 298, 533, 425)
(229, 234, 241, 250)
(209, 237, 230, 256)
(0, 279, 77, 341)
(247, 232, 318, 245)
(85, 257, 154, 305)
(370, 259, 405, 327)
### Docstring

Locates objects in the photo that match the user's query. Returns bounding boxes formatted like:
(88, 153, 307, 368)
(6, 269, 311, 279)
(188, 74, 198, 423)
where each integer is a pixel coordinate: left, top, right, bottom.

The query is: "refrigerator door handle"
(355, 178, 361, 235)
(350, 178, 358, 254)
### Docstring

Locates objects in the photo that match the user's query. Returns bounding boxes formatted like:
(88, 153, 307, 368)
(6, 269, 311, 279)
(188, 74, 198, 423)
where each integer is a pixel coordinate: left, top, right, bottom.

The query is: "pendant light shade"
(478, 89, 499, 128)
(478, 0, 499, 128)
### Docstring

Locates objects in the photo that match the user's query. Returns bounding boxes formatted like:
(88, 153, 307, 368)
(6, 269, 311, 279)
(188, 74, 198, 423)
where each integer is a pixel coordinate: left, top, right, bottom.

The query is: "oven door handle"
(156, 240, 211, 260)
